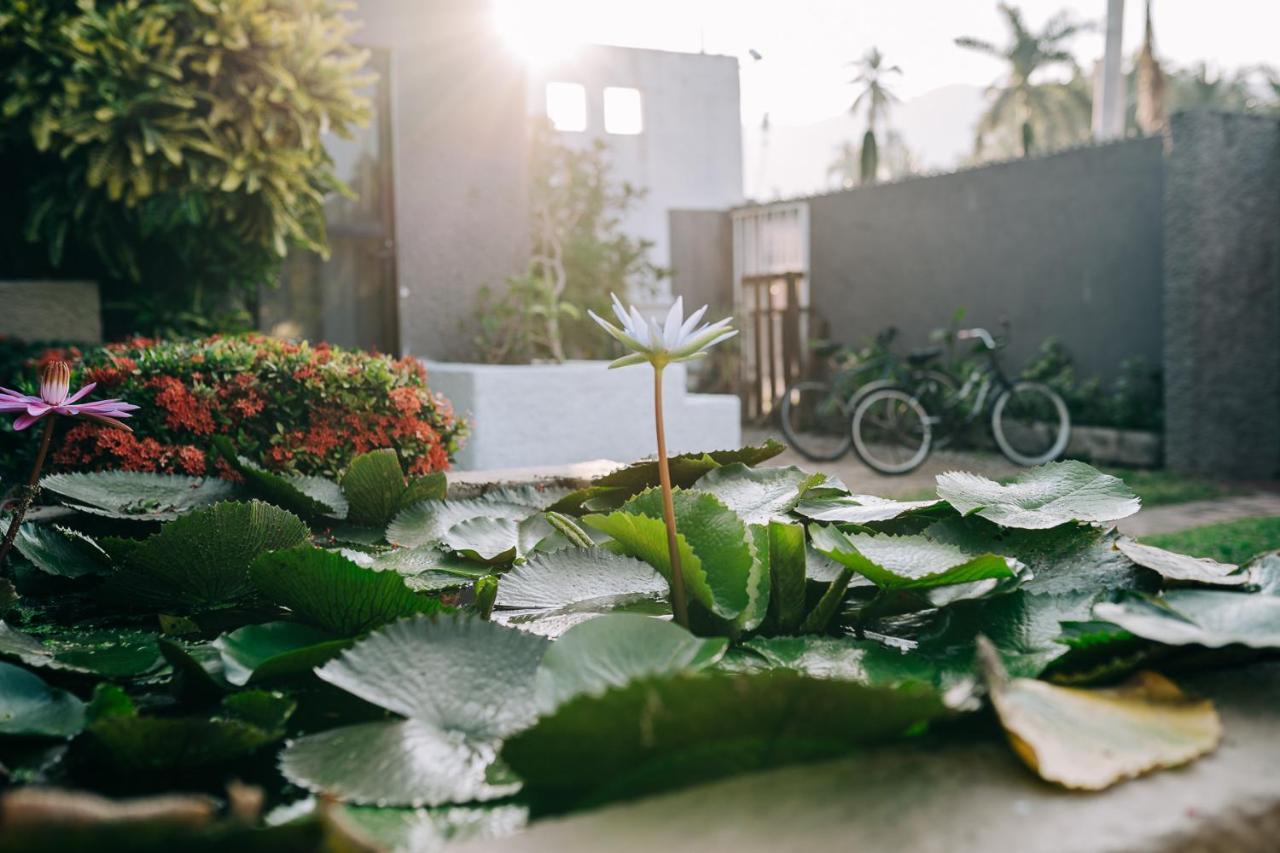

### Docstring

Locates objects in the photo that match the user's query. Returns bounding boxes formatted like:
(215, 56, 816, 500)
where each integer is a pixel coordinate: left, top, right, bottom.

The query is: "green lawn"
(1101, 466, 1239, 508)
(1140, 516, 1280, 565)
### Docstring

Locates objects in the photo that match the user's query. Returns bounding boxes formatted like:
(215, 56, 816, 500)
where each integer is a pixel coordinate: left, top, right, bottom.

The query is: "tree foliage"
(0, 0, 371, 331)
(474, 122, 667, 364)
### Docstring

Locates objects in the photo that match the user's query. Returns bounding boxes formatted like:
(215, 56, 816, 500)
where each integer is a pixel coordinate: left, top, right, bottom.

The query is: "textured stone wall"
(1164, 111, 1280, 479)
(0, 281, 101, 343)
(807, 137, 1166, 381)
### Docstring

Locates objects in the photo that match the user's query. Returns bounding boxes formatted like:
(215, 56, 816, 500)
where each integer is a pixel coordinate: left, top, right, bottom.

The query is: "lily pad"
(550, 441, 787, 514)
(341, 449, 409, 527)
(0, 622, 165, 679)
(372, 546, 494, 593)
(214, 621, 350, 686)
(795, 493, 946, 524)
(214, 437, 347, 520)
(339, 803, 528, 853)
(495, 547, 667, 612)
(251, 546, 448, 637)
(340, 450, 448, 528)
(692, 464, 827, 525)
(936, 461, 1140, 529)
(14, 523, 110, 579)
(387, 493, 548, 549)
(763, 522, 807, 634)
(280, 615, 549, 807)
(534, 614, 727, 711)
(0, 661, 85, 737)
(586, 488, 754, 620)
(1094, 588, 1280, 649)
(809, 526, 1016, 590)
(979, 638, 1220, 790)
(106, 501, 310, 611)
(502, 669, 948, 811)
(1114, 539, 1247, 586)
(40, 472, 238, 522)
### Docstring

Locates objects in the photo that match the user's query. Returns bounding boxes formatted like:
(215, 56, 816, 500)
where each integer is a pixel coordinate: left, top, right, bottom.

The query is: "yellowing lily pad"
(980, 638, 1220, 790)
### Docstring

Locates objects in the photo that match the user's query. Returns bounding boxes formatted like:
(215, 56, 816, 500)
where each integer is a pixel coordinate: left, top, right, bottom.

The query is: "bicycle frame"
(935, 335, 1014, 435)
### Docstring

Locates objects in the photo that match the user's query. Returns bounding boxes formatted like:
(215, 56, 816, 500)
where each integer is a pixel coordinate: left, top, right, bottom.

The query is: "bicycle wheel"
(991, 381, 1071, 466)
(850, 387, 933, 475)
(910, 369, 958, 449)
(778, 381, 852, 461)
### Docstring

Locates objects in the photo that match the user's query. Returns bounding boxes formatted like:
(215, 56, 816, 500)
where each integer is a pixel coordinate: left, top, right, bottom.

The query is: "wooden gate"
(732, 201, 812, 421)
(741, 272, 811, 420)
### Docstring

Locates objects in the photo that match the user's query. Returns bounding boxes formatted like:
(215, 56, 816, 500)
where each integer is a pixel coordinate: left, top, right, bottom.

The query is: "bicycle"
(849, 327, 1071, 475)
(778, 328, 954, 461)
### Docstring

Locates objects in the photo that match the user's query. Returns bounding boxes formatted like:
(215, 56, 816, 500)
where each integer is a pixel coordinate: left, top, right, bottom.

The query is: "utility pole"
(1092, 0, 1126, 140)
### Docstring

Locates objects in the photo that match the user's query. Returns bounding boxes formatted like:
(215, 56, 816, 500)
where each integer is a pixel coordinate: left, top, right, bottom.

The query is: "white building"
(263, 2, 745, 355)
(526, 45, 745, 300)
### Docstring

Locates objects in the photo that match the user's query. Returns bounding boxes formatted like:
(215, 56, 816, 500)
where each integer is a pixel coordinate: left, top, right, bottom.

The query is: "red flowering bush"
(1, 335, 465, 480)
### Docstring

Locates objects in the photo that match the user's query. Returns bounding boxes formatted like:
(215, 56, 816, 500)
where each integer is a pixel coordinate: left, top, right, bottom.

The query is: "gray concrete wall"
(668, 209, 734, 315)
(807, 137, 1166, 380)
(355, 0, 530, 361)
(0, 281, 101, 343)
(1164, 111, 1280, 479)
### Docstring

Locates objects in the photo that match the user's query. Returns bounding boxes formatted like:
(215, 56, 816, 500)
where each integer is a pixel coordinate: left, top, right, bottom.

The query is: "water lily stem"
(0, 416, 57, 571)
(653, 364, 689, 628)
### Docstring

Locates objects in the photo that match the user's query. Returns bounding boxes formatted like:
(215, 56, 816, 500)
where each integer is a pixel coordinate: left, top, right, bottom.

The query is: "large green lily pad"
(809, 526, 1016, 590)
(692, 464, 826, 525)
(40, 472, 239, 522)
(1094, 588, 1280, 649)
(0, 622, 164, 678)
(0, 661, 85, 737)
(586, 488, 754, 620)
(14, 523, 110, 579)
(502, 669, 949, 811)
(1114, 539, 1248, 587)
(214, 621, 350, 686)
(534, 614, 727, 711)
(106, 501, 310, 611)
(280, 616, 549, 807)
(251, 546, 447, 637)
(936, 462, 1140, 529)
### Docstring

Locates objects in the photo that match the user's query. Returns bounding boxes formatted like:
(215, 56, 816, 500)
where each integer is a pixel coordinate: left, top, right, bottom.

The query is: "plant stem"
(653, 364, 689, 628)
(0, 416, 57, 572)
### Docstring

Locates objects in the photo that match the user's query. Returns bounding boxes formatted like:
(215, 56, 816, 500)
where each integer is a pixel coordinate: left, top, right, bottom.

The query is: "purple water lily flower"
(0, 361, 138, 432)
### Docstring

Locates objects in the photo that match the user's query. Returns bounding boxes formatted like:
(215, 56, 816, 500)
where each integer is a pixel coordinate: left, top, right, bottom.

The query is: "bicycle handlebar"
(956, 328, 997, 350)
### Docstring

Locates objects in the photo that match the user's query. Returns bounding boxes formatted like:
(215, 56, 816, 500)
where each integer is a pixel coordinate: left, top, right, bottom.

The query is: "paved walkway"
(1115, 493, 1280, 537)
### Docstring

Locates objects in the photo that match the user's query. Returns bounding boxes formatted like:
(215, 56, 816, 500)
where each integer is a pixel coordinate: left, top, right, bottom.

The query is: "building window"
(545, 81, 587, 132)
(603, 86, 643, 135)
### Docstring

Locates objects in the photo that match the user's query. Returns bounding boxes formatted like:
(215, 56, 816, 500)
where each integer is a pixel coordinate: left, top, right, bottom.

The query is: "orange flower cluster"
(10, 334, 466, 480)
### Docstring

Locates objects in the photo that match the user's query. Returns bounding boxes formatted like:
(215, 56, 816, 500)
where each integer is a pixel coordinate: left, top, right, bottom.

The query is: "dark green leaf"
(251, 546, 448, 637)
(40, 472, 238, 522)
(214, 621, 349, 686)
(0, 661, 85, 737)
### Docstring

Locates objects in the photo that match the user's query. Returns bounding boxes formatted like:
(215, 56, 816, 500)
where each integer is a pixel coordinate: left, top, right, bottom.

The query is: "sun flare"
(491, 0, 583, 67)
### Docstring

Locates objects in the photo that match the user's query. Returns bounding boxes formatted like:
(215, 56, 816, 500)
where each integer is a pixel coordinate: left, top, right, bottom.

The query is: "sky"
(492, 0, 1279, 128)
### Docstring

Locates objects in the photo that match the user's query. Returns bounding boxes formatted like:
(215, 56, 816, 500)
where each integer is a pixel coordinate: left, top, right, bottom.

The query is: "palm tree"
(847, 47, 901, 184)
(956, 4, 1092, 158)
(1168, 62, 1251, 112)
(827, 141, 860, 189)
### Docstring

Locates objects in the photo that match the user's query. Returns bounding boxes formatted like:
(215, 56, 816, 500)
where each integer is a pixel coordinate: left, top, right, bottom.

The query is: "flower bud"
(39, 360, 72, 405)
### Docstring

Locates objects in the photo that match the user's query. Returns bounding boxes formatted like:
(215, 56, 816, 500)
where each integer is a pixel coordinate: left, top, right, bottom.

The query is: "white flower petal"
(679, 304, 709, 339)
(663, 297, 684, 349)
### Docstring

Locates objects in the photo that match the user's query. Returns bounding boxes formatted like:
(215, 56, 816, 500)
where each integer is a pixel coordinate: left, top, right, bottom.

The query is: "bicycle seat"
(907, 346, 944, 365)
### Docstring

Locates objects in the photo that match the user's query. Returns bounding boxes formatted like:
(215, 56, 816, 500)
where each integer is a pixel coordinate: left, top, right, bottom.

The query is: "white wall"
(527, 46, 745, 302)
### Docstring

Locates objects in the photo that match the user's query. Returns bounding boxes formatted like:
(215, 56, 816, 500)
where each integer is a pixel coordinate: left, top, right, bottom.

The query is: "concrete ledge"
(426, 361, 741, 470)
(0, 281, 101, 343)
(1068, 425, 1162, 468)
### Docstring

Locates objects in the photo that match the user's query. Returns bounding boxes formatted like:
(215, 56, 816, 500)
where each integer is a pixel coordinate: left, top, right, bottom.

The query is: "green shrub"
(0, 335, 466, 481)
(0, 0, 371, 334)
(1020, 338, 1163, 431)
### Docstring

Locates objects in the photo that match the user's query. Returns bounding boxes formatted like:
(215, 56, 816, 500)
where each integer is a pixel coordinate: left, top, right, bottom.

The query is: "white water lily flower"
(589, 294, 738, 368)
